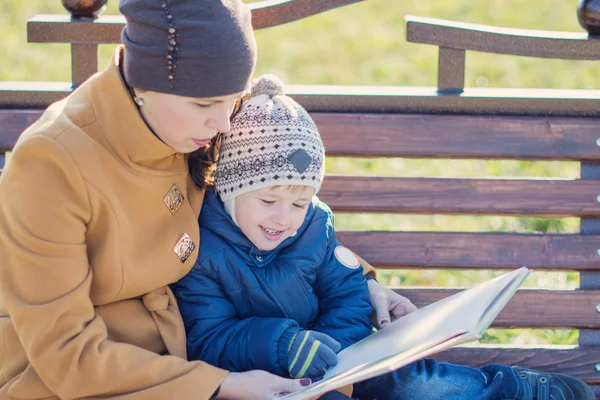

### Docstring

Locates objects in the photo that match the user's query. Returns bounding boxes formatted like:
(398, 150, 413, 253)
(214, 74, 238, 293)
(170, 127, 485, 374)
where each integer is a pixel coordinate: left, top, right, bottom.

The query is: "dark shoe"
(513, 367, 595, 400)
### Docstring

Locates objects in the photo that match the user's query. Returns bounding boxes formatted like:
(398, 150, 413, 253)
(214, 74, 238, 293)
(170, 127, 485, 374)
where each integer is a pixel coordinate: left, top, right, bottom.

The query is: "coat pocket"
(96, 298, 167, 355)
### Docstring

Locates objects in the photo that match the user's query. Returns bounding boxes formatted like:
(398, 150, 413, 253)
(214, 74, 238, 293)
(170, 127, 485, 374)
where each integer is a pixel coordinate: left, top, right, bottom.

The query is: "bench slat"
(321, 176, 600, 216)
(19, 14, 600, 60)
(336, 231, 600, 269)
(5, 111, 600, 161)
(314, 113, 600, 160)
(0, 109, 43, 151)
(395, 289, 600, 328)
(435, 347, 600, 383)
(405, 16, 600, 61)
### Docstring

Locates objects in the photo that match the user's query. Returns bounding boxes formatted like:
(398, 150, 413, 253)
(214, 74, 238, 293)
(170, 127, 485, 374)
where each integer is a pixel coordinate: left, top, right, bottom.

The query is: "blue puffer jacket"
(171, 189, 372, 377)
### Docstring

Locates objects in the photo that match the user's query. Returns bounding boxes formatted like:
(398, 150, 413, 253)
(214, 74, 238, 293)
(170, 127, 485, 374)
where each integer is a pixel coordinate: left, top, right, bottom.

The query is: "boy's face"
(235, 186, 316, 251)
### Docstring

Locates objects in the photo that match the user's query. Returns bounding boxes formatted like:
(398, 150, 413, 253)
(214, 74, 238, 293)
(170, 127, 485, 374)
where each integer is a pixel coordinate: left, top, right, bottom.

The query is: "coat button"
(256, 255, 263, 261)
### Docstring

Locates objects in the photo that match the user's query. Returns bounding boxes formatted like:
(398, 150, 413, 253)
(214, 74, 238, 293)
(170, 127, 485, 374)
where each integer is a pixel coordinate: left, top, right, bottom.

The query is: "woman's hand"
(367, 279, 418, 328)
(216, 370, 311, 400)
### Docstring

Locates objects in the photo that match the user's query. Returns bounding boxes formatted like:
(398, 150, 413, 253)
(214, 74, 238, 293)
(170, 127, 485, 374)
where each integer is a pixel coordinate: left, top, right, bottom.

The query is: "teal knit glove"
(286, 330, 341, 379)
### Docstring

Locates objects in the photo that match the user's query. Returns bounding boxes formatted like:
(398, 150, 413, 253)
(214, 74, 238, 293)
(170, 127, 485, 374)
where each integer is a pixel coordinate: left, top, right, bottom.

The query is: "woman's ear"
(132, 88, 148, 107)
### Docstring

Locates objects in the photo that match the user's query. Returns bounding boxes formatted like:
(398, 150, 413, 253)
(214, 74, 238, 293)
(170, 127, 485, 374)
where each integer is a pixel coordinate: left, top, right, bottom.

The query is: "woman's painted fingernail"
(300, 378, 312, 386)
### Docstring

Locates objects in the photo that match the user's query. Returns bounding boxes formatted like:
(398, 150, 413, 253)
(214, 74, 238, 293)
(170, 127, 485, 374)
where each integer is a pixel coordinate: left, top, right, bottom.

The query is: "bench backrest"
(3, 108, 600, 387)
(317, 112, 600, 388)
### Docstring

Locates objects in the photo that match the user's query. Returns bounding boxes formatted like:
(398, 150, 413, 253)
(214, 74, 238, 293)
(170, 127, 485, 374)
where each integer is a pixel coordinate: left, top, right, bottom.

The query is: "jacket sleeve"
(310, 221, 373, 350)
(172, 263, 300, 376)
(0, 135, 227, 399)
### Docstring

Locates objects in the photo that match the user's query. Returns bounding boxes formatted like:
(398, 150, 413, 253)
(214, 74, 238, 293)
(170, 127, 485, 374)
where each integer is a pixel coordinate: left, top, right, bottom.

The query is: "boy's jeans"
(323, 358, 523, 400)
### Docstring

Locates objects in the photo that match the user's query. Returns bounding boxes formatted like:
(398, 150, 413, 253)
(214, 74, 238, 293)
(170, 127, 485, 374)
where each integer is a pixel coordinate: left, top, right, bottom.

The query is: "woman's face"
(136, 90, 241, 154)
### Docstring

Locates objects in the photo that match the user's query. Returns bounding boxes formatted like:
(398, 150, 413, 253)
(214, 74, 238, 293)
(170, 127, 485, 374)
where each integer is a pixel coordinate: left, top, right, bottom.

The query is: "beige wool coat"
(0, 47, 228, 399)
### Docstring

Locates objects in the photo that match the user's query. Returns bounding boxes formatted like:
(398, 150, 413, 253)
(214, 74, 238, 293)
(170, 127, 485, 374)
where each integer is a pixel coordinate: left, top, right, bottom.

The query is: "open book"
(279, 266, 531, 400)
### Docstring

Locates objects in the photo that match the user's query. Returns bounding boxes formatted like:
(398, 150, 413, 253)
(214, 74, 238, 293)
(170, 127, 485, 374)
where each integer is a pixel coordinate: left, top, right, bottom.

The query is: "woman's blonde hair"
(188, 96, 245, 189)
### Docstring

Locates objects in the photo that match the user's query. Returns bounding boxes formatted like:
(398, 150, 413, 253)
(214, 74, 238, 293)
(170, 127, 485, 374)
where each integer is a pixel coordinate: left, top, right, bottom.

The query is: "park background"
(2, 0, 596, 347)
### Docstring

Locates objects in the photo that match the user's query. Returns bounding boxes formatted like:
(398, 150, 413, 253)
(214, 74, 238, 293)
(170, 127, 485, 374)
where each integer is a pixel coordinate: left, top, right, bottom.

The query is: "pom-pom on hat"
(214, 74, 325, 202)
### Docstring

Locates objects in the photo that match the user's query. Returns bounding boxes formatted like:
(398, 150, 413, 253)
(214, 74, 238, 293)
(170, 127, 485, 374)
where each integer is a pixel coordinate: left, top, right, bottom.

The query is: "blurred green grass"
(2, 0, 594, 346)
(2, 0, 597, 88)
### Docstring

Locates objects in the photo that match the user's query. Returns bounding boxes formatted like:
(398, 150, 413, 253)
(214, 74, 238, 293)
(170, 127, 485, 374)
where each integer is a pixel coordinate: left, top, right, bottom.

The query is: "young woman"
(0, 1, 415, 399)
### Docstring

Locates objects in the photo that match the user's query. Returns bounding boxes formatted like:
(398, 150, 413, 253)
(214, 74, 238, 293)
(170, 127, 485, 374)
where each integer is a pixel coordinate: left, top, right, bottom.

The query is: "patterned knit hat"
(214, 75, 325, 203)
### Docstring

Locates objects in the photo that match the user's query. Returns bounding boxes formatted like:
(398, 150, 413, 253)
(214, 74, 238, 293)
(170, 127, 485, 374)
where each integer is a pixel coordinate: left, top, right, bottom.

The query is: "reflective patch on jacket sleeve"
(334, 246, 361, 269)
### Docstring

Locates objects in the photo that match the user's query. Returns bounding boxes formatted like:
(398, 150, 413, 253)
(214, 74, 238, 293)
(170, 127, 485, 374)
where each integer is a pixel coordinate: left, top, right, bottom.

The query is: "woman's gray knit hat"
(119, 0, 257, 98)
(214, 74, 325, 203)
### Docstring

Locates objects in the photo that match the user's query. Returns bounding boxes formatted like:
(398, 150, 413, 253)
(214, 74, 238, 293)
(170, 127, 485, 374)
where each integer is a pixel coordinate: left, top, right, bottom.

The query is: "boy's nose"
(272, 209, 290, 226)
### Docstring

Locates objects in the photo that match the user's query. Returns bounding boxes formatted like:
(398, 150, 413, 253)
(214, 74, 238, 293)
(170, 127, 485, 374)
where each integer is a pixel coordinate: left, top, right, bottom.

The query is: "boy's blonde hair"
(268, 185, 315, 195)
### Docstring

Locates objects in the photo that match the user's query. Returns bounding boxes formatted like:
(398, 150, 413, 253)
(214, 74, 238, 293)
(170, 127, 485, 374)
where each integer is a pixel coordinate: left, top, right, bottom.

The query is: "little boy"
(172, 75, 594, 400)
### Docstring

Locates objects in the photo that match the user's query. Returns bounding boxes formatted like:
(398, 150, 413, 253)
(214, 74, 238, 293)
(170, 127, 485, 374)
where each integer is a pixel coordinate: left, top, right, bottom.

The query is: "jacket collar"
(85, 46, 185, 173)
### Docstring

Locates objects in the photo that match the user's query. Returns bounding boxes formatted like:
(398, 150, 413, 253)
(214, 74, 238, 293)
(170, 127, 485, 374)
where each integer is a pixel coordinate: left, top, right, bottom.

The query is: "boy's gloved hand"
(285, 330, 341, 379)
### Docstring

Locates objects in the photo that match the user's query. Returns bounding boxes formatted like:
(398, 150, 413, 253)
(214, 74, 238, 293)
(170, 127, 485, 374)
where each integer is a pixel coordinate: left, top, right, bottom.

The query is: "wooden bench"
(2, 0, 600, 397)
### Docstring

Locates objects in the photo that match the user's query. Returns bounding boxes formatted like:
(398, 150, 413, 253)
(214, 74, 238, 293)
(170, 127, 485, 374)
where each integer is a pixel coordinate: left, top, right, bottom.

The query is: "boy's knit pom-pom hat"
(214, 74, 325, 203)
